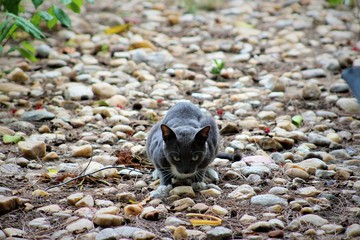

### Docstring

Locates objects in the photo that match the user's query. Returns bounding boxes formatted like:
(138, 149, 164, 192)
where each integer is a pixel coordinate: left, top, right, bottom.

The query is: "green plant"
(210, 59, 225, 75)
(0, 0, 94, 62)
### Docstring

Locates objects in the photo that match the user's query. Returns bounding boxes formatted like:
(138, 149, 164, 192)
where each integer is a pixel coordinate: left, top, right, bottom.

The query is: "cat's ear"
(195, 126, 211, 143)
(161, 124, 176, 142)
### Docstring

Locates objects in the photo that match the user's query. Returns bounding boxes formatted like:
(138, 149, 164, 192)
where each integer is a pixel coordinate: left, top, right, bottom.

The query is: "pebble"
(72, 144, 93, 157)
(66, 218, 94, 233)
(7, 67, 29, 83)
(345, 224, 360, 238)
(336, 98, 360, 113)
(248, 221, 273, 232)
(18, 140, 46, 159)
(206, 226, 232, 240)
(64, 84, 94, 100)
(301, 69, 326, 79)
(21, 109, 55, 121)
(28, 217, 51, 230)
(250, 194, 288, 206)
(228, 184, 256, 199)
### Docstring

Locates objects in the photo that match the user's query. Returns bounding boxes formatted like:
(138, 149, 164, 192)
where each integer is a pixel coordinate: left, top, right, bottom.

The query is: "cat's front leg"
(150, 169, 173, 198)
(191, 169, 207, 191)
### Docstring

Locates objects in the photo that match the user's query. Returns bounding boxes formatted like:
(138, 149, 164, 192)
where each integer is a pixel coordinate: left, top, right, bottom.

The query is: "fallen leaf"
(3, 135, 23, 144)
(186, 213, 222, 226)
(32, 189, 50, 197)
(292, 115, 303, 127)
(129, 40, 156, 50)
(105, 24, 131, 35)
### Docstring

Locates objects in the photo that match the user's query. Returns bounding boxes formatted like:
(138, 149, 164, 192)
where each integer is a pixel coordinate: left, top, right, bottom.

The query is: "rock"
(0, 82, 30, 93)
(301, 69, 326, 79)
(3, 228, 27, 237)
(0, 196, 20, 214)
(67, 193, 84, 205)
(0, 163, 21, 174)
(268, 229, 285, 238)
(93, 214, 124, 227)
(240, 214, 257, 224)
(105, 95, 128, 107)
(330, 82, 349, 93)
(96, 228, 118, 240)
(289, 214, 329, 229)
(298, 158, 327, 170)
(240, 166, 271, 178)
(242, 155, 275, 165)
(66, 218, 94, 233)
(258, 137, 283, 151)
(219, 122, 239, 135)
(200, 188, 221, 198)
(228, 184, 256, 199)
(206, 226, 232, 240)
(7, 67, 29, 83)
(21, 109, 55, 121)
(308, 133, 331, 147)
(268, 186, 288, 195)
(321, 224, 344, 234)
(92, 82, 118, 98)
(248, 221, 273, 232)
(36, 204, 62, 213)
(75, 195, 94, 208)
(72, 144, 93, 157)
(164, 217, 190, 226)
(296, 186, 321, 197)
(169, 186, 195, 198)
(114, 226, 156, 240)
(18, 140, 46, 159)
(64, 84, 94, 100)
(345, 224, 360, 239)
(285, 168, 309, 180)
(251, 194, 288, 206)
(302, 83, 321, 100)
(211, 205, 228, 215)
(28, 217, 51, 230)
(336, 98, 360, 113)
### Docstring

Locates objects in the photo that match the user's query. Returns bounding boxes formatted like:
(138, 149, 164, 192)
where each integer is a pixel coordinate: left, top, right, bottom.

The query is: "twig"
(44, 166, 151, 191)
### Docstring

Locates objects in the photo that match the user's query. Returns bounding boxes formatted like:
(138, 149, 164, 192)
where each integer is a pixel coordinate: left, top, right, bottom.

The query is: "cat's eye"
(173, 156, 180, 161)
(192, 155, 199, 161)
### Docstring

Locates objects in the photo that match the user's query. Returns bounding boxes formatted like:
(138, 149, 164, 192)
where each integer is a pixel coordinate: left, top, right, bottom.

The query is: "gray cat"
(146, 101, 219, 197)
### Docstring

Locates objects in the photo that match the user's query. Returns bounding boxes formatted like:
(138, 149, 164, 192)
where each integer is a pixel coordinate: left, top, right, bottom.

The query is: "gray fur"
(146, 102, 219, 197)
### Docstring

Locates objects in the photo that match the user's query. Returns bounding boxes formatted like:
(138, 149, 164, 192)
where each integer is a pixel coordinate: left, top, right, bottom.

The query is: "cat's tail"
(216, 152, 242, 162)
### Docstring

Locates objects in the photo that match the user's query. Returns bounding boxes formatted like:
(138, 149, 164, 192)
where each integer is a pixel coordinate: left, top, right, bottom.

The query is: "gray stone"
(96, 228, 118, 240)
(36, 44, 53, 58)
(250, 194, 288, 206)
(28, 217, 51, 230)
(330, 82, 349, 93)
(336, 98, 360, 113)
(8, 121, 35, 132)
(206, 226, 232, 240)
(64, 84, 94, 100)
(301, 69, 326, 79)
(248, 221, 273, 232)
(308, 133, 331, 147)
(21, 109, 55, 121)
(345, 224, 360, 238)
(240, 166, 271, 178)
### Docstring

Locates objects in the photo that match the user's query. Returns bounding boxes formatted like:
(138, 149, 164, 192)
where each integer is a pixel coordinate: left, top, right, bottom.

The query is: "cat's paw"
(206, 168, 219, 182)
(192, 182, 207, 191)
(152, 169, 160, 180)
(150, 185, 173, 198)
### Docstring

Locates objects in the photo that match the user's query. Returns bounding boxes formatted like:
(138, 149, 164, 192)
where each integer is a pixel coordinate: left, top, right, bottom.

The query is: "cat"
(146, 101, 219, 197)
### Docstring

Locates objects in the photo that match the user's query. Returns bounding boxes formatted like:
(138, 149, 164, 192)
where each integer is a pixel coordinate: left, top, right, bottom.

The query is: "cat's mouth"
(171, 165, 195, 179)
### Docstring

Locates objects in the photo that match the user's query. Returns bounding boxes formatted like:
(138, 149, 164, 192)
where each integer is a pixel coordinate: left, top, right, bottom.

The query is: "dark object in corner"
(342, 67, 360, 102)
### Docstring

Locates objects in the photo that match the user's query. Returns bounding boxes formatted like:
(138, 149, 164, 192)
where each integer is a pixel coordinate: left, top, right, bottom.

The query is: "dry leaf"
(105, 24, 131, 35)
(129, 40, 156, 50)
(32, 189, 50, 198)
(186, 213, 222, 226)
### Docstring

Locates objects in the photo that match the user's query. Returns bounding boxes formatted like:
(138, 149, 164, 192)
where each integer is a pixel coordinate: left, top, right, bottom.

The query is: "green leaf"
(3, 0, 21, 14)
(3, 135, 23, 144)
(61, 0, 72, 4)
(31, 11, 42, 26)
(18, 47, 38, 62)
(6, 13, 46, 39)
(7, 46, 18, 53)
(86, 0, 94, 4)
(66, 0, 83, 13)
(96, 100, 109, 106)
(292, 115, 303, 127)
(0, 20, 16, 44)
(21, 41, 35, 54)
(46, 6, 58, 29)
(40, 11, 54, 21)
(0, 18, 12, 41)
(53, 6, 72, 28)
(0, 45, 3, 53)
(32, 0, 44, 9)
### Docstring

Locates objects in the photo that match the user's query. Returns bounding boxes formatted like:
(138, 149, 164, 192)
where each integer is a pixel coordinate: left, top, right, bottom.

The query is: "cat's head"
(161, 124, 210, 178)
